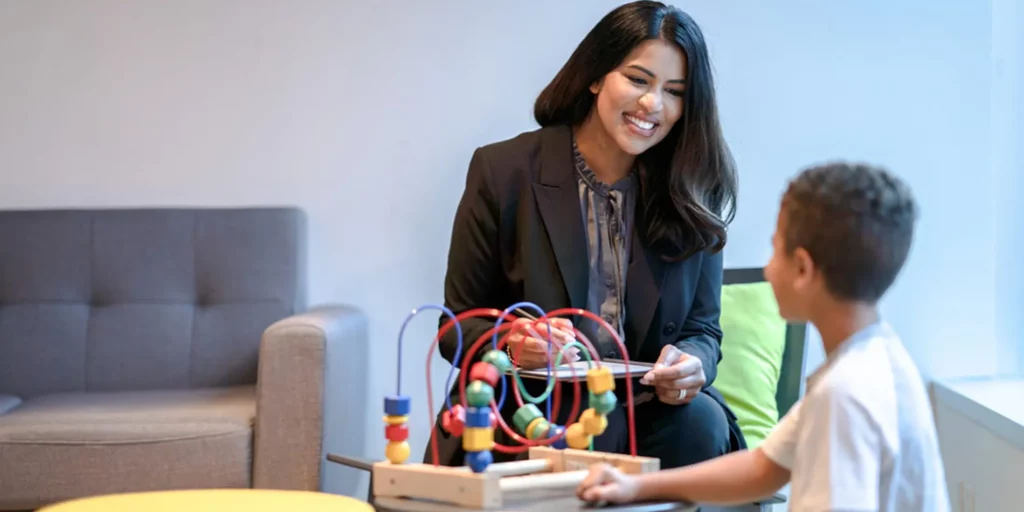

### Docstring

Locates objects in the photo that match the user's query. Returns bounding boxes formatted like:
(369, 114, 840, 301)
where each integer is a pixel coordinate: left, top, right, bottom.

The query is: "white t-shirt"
(760, 322, 950, 511)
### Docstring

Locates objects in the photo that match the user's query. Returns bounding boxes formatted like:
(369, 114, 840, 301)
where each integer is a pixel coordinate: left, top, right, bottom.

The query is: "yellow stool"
(39, 489, 373, 512)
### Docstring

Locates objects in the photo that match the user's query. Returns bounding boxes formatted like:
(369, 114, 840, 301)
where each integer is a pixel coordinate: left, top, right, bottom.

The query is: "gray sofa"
(0, 207, 368, 510)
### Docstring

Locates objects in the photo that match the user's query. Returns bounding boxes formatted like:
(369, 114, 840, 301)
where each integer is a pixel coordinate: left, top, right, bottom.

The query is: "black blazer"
(428, 124, 742, 464)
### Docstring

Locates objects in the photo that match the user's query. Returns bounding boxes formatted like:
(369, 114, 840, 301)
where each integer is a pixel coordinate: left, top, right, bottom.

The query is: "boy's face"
(764, 210, 816, 321)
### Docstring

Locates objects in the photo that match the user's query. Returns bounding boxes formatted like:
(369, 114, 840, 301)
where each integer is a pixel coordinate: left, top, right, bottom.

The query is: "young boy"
(577, 163, 951, 511)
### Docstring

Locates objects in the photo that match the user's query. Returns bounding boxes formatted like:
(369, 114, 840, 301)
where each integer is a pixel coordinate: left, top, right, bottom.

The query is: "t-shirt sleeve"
(759, 400, 801, 469)
(791, 383, 884, 510)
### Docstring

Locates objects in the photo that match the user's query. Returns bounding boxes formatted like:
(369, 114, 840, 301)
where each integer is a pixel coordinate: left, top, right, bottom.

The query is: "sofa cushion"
(0, 386, 255, 510)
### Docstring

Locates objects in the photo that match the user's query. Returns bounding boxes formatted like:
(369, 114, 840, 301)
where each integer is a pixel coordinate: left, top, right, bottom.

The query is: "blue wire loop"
(397, 302, 569, 423)
(494, 302, 558, 417)
(397, 304, 463, 410)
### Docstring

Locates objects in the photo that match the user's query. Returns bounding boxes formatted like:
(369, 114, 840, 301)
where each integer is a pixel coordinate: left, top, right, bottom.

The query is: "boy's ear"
(792, 247, 815, 291)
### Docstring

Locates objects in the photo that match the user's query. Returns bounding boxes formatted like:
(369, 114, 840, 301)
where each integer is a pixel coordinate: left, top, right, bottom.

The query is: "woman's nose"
(639, 91, 662, 113)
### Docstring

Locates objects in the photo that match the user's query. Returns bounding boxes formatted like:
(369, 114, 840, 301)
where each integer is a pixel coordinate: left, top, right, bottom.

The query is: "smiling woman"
(428, 1, 743, 471)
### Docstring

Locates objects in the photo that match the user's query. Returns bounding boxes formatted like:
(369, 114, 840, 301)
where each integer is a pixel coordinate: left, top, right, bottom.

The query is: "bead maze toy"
(373, 302, 660, 509)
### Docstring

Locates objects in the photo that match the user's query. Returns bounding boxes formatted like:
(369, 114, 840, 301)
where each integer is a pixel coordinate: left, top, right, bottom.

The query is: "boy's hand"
(639, 345, 705, 405)
(576, 463, 639, 504)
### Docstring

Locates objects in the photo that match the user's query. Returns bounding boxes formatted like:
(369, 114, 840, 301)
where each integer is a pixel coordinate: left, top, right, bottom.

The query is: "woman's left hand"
(639, 345, 705, 405)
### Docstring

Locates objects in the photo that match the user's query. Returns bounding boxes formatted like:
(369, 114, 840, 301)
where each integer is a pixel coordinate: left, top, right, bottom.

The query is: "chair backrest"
(723, 267, 808, 417)
(0, 207, 306, 399)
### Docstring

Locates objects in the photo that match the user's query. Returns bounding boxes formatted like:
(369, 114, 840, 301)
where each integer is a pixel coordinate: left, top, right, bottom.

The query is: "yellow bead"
(526, 417, 551, 440)
(386, 441, 410, 463)
(565, 422, 591, 449)
(383, 415, 408, 426)
(580, 408, 607, 436)
(462, 427, 494, 452)
(587, 366, 614, 394)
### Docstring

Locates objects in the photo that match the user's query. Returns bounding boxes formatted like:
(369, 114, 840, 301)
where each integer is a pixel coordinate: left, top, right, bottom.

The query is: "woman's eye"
(667, 89, 685, 98)
(627, 75, 647, 85)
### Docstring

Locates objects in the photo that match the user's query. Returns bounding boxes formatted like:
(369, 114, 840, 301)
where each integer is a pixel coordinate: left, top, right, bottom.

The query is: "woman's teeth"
(625, 114, 655, 130)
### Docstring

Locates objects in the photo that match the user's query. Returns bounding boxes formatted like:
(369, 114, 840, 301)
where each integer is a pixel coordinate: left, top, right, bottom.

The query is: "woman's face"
(591, 39, 687, 156)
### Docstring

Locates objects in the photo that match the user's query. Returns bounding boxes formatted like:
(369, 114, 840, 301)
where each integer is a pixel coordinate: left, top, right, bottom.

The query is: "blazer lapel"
(532, 126, 589, 310)
(625, 213, 668, 355)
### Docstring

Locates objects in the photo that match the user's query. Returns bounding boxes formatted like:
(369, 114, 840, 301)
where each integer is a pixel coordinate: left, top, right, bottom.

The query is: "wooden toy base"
(372, 447, 660, 509)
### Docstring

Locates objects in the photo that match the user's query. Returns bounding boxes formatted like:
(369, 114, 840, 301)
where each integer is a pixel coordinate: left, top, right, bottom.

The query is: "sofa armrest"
(253, 304, 369, 492)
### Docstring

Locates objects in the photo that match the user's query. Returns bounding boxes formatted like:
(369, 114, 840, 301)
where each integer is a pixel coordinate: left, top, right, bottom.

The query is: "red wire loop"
(423, 307, 639, 466)
(459, 324, 582, 453)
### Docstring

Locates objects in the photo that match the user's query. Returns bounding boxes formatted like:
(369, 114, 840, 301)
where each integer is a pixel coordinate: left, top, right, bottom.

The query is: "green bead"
(482, 350, 512, 374)
(466, 381, 494, 407)
(513, 404, 544, 434)
(526, 418, 551, 440)
(589, 391, 617, 415)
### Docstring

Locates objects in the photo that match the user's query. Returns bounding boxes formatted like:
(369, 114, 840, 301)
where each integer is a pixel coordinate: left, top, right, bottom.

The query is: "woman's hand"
(639, 345, 706, 405)
(577, 463, 640, 504)
(505, 317, 579, 370)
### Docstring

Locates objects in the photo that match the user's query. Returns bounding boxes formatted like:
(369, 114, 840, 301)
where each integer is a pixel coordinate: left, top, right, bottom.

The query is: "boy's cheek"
(769, 281, 800, 322)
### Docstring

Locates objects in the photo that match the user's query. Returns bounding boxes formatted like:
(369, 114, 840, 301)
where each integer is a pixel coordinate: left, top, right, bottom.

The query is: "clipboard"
(508, 358, 655, 381)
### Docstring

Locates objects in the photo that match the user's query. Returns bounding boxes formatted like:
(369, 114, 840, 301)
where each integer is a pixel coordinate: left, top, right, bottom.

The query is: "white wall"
(0, 0, 1018, 498)
(991, 0, 1024, 376)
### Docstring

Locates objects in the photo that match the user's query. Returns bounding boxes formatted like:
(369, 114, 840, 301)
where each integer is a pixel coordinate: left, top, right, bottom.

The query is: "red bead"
(469, 362, 500, 388)
(442, 404, 466, 436)
(385, 423, 409, 442)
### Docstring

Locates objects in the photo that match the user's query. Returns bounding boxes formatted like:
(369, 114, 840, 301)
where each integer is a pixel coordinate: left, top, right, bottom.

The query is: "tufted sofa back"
(0, 208, 305, 399)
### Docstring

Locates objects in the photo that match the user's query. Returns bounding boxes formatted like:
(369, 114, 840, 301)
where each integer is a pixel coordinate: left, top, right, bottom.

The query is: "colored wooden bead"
(465, 450, 493, 473)
(465, 406, 492, 428)
(589, 390, 618, 415)
(469, 362, 500, 388)
(547, 425, 567, 449)
(462, 427, 494, 452)
(386, 441, 410, 464)
(512, 404, 544, 434)
(383, 415, 407, 426)
(579, 408, 607, 436)
(466, 381, 494, 407)
(526, 417, 551, 440)
(384, 395, 411, 416)
(565, 422, 591, 449)
(586, 367, 614, 394)
(482, 349, 512, 374)
(385, 423, 409, 442)
(442, 405, 466, 436)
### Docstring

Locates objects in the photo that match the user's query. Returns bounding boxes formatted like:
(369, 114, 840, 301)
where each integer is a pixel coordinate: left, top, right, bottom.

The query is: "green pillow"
(715, 282, 788, 449)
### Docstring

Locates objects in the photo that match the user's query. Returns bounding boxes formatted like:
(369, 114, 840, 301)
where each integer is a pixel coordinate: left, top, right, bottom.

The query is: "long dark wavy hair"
(534, 1, 737, 261)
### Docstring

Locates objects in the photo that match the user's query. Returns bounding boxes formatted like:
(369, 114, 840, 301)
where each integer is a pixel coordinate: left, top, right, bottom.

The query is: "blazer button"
(662, 322, 677, 336)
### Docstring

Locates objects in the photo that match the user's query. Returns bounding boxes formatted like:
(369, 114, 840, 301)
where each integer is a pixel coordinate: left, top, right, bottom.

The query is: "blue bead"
(465, 450, 493, 473)
(548, 425, 567, 449)
(465, 407, 492, 428)
(385, 395, 411, 416)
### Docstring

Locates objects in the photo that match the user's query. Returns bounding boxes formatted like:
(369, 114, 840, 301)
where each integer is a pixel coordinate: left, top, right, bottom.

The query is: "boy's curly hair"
(781, 162, 918, 302)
